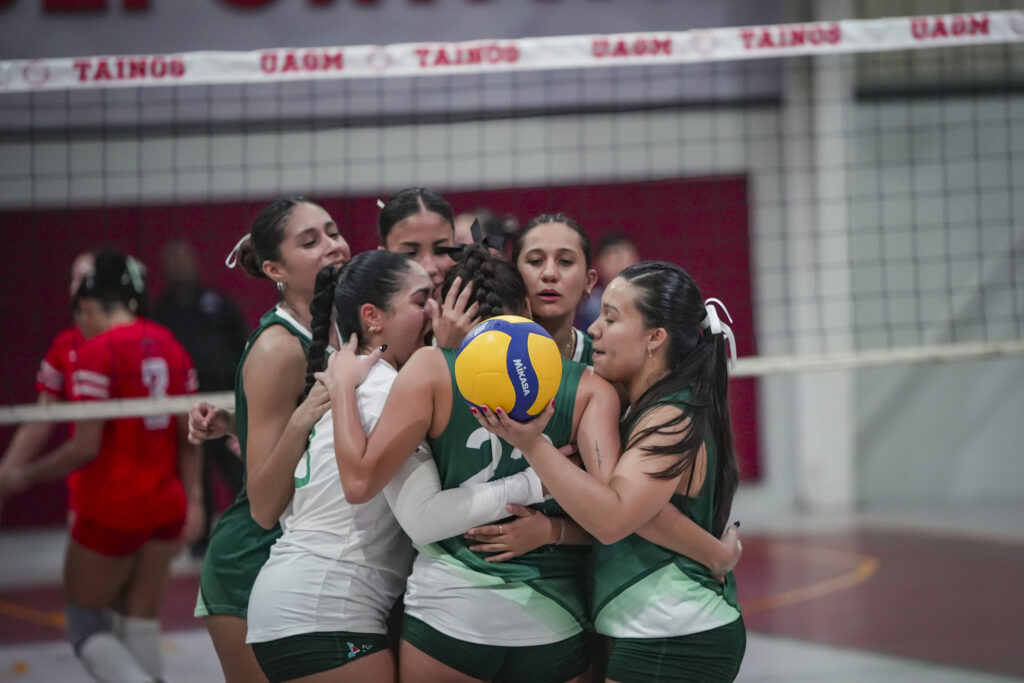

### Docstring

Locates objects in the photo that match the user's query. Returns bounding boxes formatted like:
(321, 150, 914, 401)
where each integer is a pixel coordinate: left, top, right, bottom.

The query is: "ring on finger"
(498, 524, 503, 535)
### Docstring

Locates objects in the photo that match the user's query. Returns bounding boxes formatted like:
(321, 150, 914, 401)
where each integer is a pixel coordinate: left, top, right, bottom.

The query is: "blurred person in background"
(0, 252, 96, 524)
(453, 206, 517, 257)
(155, 239, 248, 558)
(0, 249, 203, 683)
(576, 231, 640, 331)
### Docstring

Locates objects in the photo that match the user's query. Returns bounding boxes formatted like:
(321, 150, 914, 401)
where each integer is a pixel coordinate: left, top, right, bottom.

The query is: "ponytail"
(303, 251, 415, 398)
(617, 261, 738, 538)
(304, 264, 341, 399)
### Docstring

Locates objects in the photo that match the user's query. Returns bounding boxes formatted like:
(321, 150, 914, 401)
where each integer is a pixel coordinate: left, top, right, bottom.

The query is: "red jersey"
(35, 326, 87, 513)
(70, 319, 198, 528)
(36, 326, 85, 398)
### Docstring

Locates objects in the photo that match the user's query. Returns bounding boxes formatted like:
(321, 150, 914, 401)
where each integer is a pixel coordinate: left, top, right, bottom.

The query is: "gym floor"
(0, 496, 1021, 682)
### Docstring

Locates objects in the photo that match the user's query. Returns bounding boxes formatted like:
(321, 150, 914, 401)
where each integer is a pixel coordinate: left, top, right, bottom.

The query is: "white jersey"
(247, 360, 414, 643)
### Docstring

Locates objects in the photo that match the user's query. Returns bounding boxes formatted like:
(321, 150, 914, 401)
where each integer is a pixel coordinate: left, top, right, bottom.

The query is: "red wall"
(0, 175, 759, 526)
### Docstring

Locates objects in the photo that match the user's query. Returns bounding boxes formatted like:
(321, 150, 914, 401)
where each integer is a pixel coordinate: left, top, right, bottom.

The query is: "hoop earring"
(647, 347, 653, 360)
(276, 281, 287, 294)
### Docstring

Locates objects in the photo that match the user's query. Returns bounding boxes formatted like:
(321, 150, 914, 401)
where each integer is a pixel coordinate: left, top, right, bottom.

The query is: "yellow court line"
(742, 542, 880, 616)
(0, 543, 878, 629)
(0, 599, 65, 629)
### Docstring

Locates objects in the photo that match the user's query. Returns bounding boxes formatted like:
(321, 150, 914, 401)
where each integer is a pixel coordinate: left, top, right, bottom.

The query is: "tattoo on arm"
(595, 441, 602, 469)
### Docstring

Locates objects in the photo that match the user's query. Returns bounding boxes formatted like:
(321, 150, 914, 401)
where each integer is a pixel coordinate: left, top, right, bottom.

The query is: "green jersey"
(591, 390, 741, 638)
(196, 305, 311, 618)
(401, 348, 591, 644)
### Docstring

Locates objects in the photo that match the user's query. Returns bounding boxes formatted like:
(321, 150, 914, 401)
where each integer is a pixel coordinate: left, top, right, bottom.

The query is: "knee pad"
(66, 604, 112, 654)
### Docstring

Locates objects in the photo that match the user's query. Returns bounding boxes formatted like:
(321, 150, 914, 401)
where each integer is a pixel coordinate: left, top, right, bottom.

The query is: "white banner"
(0, 11, 1021, 93)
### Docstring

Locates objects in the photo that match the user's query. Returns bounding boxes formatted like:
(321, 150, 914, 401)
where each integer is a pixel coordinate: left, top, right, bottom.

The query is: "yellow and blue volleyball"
(455, 315, 562, 422)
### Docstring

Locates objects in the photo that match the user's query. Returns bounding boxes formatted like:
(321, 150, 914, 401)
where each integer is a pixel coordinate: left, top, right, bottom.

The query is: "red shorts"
(70, 515, 185, 557)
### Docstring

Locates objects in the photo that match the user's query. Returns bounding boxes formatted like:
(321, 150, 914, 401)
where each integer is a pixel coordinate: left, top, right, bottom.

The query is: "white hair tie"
(376, 199, 386, 209)
(700, 297, 737, 369)
(125, 256, 146, 295)
(225, 233, 251, 269)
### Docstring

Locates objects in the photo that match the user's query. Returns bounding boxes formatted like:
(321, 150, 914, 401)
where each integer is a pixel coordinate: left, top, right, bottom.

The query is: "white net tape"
(2, 340, 1022, 425)
(1, 11, 1021, 92)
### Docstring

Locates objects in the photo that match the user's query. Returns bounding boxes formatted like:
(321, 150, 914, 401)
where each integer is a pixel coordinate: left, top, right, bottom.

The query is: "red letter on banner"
(44, 0, 106, 10)
(220, 0, 276, 7)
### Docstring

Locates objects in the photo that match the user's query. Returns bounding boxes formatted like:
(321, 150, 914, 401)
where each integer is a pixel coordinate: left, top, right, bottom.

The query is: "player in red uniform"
(0, 249, 203, 683)
(0, 252, 98, 522)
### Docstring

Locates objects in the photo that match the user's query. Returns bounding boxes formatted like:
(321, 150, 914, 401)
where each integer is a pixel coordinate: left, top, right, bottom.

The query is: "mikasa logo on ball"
(513, 358, 531, 395)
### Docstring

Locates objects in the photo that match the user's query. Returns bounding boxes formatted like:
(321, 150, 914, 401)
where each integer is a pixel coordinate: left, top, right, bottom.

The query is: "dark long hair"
(75, 248, 149, 317)
(237, 196, 316, 280)
(618, 261, 738, 537)
(441, 244, 527, 320)
(304, 250, 414, 396)
(377, 187, 454, 245)
(511, 212, 592, 268)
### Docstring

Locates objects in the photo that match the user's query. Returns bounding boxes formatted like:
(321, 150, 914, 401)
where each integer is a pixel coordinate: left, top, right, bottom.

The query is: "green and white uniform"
(403, 349, 589, 647)
(570, 327, 594, 366)
(592, 391, 742, 639)
(195, 305, 310, 618)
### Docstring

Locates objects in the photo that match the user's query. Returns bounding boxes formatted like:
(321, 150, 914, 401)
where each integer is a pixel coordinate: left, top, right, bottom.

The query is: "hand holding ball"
(455, 315, 562, 422)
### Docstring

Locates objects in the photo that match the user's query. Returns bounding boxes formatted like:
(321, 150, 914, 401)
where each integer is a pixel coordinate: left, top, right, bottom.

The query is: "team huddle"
(0, 188, 745, 683)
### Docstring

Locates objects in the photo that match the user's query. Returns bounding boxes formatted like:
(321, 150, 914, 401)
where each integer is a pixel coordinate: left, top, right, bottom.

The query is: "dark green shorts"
(195, 498, 281, 618)
(605, 616, 746, 683)
(403, 614, 591, 683)
(251, 631, 388, 683)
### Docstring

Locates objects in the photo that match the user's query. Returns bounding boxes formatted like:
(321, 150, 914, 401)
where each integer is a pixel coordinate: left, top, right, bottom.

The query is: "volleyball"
(455, 315, 562, 422)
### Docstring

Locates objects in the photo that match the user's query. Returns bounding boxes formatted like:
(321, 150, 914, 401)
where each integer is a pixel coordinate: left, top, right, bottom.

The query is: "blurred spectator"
(454, 208, 518, 257)
(155, 240, 248, 557)
(576, 231, 640, 330)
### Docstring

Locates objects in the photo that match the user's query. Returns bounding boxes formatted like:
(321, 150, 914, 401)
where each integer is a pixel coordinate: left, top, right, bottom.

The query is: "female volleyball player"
(0, 249, 202, 683)
(512, 213, 599, 365)
(193, 197, 351, 683)
(474, 261, 746, 682)
(0, 252, 95, 524)
(377, 186, 481, 347)
(320, 246, 739, 682)
(246, 250, 548, 682)
(464, 212, 601, 558)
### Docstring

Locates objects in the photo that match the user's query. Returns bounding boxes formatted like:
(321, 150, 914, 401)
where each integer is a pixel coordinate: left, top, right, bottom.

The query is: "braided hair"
(441, 244, 527, 321)
(617, 261, 738, 537)
(304, 250, 415, 397)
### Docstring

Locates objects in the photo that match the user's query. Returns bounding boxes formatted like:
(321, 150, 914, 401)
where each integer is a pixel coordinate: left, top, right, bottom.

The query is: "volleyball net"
(0, 8, 1022, 430)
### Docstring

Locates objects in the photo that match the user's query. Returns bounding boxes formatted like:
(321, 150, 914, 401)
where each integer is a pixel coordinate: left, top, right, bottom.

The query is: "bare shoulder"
(402, 346, 448, 378)
(577, 366, 619, 403)
(630, 402, 689, 436)
(246, 325, 307, 372)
